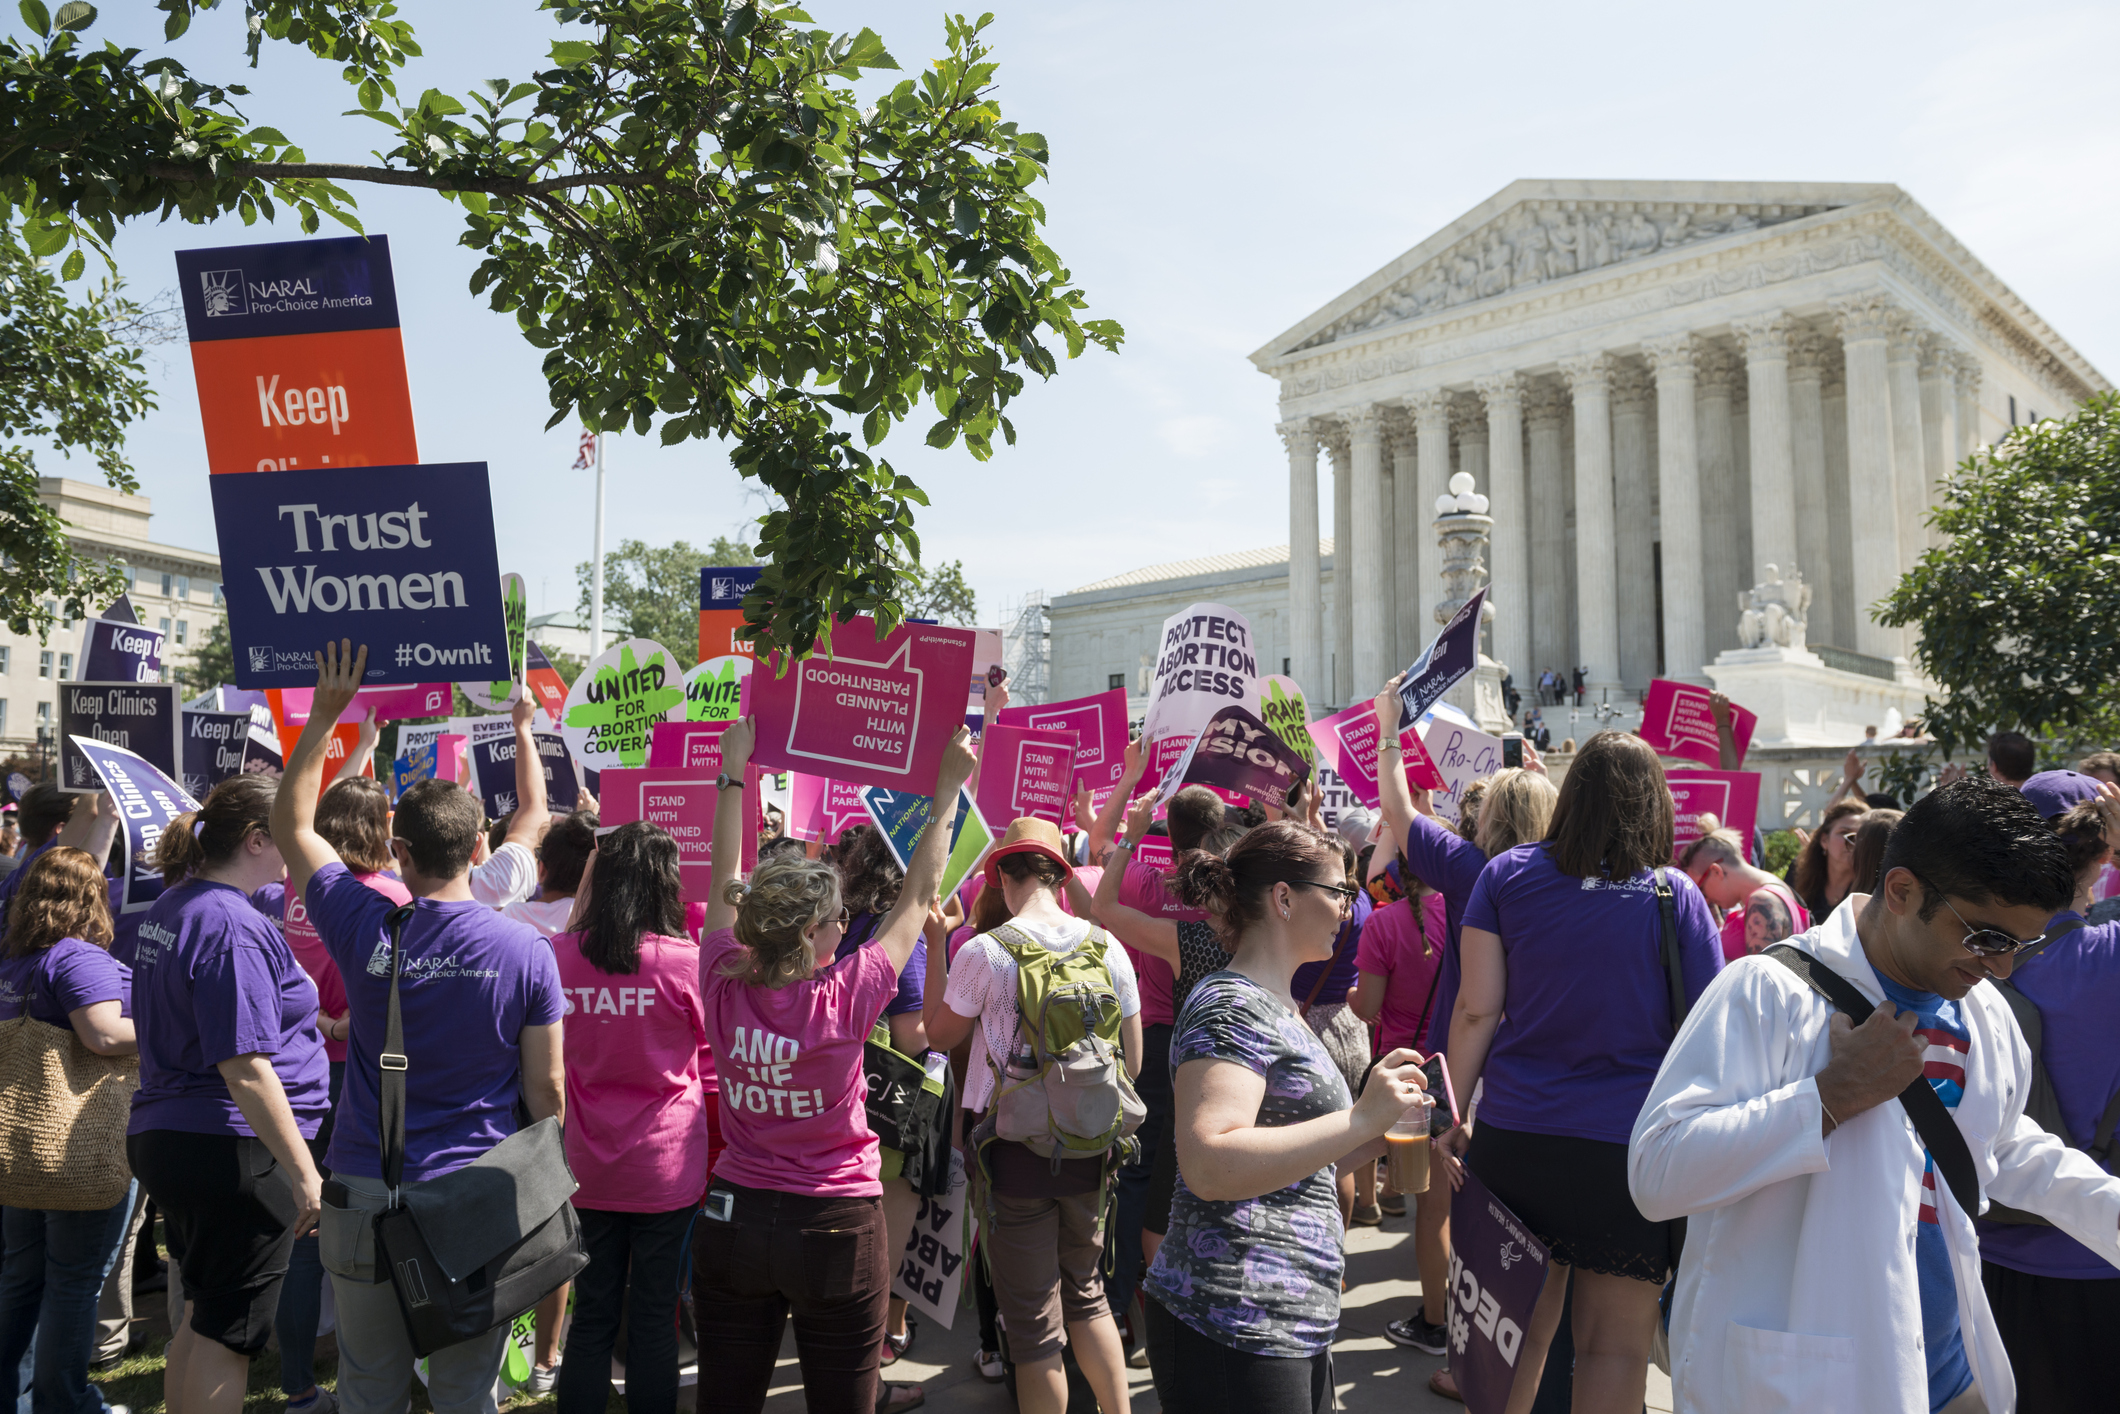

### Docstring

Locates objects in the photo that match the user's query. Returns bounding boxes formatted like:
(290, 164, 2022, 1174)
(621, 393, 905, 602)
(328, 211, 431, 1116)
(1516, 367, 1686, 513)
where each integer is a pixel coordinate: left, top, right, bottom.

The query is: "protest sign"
(1639, 678, 1757, 768)
(1666, 769, 1763, 860)
(1314, 764, 1357, 834)
(1153, 705, 1310, 811)
(597, 764, 758, 898)
(437, 733, 468, 784)
(697, 566, 764, 662)
(893, 1147, 969, 1329)
(273, 682, 452, 725)
(818, 780, 870, 844)
(211, 462, 508, 687)
(646, 719, 740, 771)
(750, 617, 977, 792)
(785, 772, 826, 843)
(99, 595, 140, 626)
(5, 772, 29, 802)
(78, 617, 165, 684)
(462, 573, 530, 711)
(683, 655, 752, 723)
(392, 741, 438, 800)
(1140, 603, 1258, 782)
(1423, 719, 1507, 828)
(559, 639, 686, 773)
(60, 684, 181, 792)
(524, 642, 570, 726)
(998, 688, 1128, 802)
(1449, 1163, 1549, 1414)
(859, 785, 992, 897)
(966, 628, 1006, 712)
(243, 703, 283, 776)
(1306, 700, 1446, 810)
(1397, 587, 1488, 729)
(394, 722, 444, 762)
(1258, 676, 1315, 769)
(176, 234, 419, 477)
(1130, 835, 1174, 875)
(974, 724, 1077, 828)
(471, 729, 581, 815)
(68, 737, 201, 913)
(181, 709, 254, 798)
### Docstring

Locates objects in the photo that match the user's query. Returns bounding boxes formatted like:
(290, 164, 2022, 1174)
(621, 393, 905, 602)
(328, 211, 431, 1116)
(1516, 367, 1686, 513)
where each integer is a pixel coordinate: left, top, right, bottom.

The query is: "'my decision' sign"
(750, 617, 976, 793)
(211, 462, 507, 687)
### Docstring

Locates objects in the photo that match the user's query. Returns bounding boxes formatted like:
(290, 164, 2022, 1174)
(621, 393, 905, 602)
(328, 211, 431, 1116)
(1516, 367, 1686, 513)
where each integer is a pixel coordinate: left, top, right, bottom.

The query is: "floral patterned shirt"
(1143, 968, 1353, 1356)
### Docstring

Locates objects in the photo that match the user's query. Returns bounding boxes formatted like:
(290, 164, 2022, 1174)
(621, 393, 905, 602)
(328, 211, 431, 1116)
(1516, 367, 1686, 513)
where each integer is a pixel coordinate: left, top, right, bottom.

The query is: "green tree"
(2, 0, 1121, 659)
(186, 613, 235, 689)
(1879, 392, 2120, 757)
(901, 558, 976, 625)
(576, 537, 725, 669)
(0, 219, 171, 638)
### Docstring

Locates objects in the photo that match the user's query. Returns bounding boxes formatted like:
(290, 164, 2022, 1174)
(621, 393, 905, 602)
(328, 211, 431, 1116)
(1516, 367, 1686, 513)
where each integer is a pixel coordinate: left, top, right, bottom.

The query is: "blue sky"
(53, 0, 2120, 625)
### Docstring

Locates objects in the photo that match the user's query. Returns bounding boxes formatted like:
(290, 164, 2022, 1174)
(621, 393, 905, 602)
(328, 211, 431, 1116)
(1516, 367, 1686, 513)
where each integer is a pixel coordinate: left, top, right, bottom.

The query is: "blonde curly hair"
(718, 855, 844, 989)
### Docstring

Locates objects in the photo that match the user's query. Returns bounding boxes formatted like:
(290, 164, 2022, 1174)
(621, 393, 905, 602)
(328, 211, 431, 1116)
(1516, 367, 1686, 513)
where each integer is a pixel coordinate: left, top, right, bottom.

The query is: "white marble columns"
(1610, 361, 1657, 686)
(1787, 331, 1835, 640)
(1475, 375, 1529, 681)
(1347, 407, 1390, 695)
(1643, 335, 1706, 683)
(1328, 425, 1354, 702)
(1734, 313, 1797, 585)
(1918, 335, 1959, 551)
(1409, 390, 1453, 637)
(1526, 381, 1570, 682)
(1280, 418, 1323, 696)
(1387, 414, 1421, 666)
(1695, 346, 1743, 657)
(1560, 353, 1620, 693)
(1886, 313, 1929, 572)
(1831, 294, 1904, 661)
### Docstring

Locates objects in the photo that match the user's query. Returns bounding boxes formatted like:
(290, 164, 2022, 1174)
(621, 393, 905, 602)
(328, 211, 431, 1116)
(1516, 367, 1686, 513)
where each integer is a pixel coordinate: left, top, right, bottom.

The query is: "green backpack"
(982, 923, 1145, 1167)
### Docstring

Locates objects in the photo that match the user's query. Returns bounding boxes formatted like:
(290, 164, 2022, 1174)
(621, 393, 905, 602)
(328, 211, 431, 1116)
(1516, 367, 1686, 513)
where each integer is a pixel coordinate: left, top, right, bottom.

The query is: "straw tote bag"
(0, 1013, 138, 1210)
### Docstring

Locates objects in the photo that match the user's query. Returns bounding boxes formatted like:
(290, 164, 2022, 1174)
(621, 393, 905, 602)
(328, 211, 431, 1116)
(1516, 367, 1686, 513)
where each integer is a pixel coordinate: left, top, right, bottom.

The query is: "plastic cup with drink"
(1384, 1092, 1435, 1195)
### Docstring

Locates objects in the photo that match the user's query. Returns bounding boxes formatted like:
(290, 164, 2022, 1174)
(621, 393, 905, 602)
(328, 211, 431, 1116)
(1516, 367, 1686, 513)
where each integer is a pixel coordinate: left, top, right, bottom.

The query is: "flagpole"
(590, 431, 608, 658)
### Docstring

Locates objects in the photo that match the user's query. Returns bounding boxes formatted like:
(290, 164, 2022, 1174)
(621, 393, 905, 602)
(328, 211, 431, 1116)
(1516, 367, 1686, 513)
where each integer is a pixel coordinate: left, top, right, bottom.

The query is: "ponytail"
(156, 774, 278, 885)
(1172, 819, 1339, 947)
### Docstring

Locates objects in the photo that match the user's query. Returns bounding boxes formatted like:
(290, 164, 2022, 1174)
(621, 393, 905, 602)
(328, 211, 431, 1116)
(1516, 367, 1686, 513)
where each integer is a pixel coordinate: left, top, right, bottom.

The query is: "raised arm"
(969, 680, 1007, 797)
(1372, 674, 1416, 839)
(57, 790, 120, 870)
(869, 728, 979, 978)
(332, 708, 380, 785)
(1088, 734, 1148, 863)
(1088, 797, 1179, 965)
(704, 716, 757, 936)
(272, 640, 365, 904)
(1709, 691, 1742, 771)
(500, 691, 549, 851)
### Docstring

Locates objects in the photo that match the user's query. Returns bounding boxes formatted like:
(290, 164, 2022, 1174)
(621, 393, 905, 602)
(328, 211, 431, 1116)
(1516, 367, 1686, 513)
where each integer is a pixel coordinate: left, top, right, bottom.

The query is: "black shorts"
(1466, 1121, 1675, 1284)
(127, 1129, 303, 1355)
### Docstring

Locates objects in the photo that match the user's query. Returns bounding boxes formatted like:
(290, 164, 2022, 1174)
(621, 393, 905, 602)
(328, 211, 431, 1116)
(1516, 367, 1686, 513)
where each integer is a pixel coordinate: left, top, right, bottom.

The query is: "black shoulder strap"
(1763, 943, 1981, 1217)
(1652, 869, 1688, 1037)
(2089, 1089, 2120, 1170)
(379, 902, 415, 1198)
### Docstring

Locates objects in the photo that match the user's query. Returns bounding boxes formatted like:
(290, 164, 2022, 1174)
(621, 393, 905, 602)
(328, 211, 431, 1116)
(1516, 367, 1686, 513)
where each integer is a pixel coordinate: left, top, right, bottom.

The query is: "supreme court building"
(1048, 180, 2107, 717)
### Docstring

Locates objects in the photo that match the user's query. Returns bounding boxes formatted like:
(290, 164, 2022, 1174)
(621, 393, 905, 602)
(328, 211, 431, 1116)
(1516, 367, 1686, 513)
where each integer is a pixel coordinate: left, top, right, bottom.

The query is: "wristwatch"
(714, 772, 744, 791)
(1112, 838, 1136, 854)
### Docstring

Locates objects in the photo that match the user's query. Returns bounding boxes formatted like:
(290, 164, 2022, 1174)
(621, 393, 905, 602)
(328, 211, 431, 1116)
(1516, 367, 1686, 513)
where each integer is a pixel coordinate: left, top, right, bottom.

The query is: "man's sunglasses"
(1919, 875, 2048, 958)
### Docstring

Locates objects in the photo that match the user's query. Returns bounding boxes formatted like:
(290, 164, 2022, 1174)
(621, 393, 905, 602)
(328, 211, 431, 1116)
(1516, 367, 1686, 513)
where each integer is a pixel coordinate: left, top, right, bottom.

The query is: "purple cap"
(2021, 769, 2103, 820)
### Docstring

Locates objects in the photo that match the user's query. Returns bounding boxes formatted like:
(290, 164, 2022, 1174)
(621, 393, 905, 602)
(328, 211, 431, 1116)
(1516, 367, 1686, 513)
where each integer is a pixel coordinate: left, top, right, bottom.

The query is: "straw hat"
(984, 817, 1075, 888)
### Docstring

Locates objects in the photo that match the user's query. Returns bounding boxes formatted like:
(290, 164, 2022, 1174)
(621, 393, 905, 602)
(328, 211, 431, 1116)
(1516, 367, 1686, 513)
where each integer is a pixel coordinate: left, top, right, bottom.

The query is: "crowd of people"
(3, 638, 2120, 1414)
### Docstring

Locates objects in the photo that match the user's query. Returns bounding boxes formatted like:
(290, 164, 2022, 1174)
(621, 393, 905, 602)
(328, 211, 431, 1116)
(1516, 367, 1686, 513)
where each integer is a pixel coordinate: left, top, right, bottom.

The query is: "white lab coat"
(1628, 899, 2120, 1414)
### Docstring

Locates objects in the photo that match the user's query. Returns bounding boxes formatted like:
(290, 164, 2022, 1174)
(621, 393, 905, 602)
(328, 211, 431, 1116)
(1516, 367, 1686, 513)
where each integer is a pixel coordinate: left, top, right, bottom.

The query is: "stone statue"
(1513, 219, 1549, 286)
(1584, 212, 1615, 271)
(1737, 564, 1813, 651)
(1546, 214, 1579, 278)
(1619, 212, 1660, 258)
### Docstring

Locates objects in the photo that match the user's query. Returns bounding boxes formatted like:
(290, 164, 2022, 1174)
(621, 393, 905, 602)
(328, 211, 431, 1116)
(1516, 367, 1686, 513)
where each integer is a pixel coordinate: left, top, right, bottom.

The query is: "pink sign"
(1666, 769, 1763, 860)
(820, 780, 869, 843)
(976, 723, 1078, 828)
(647, 719, 736, 770)
(598, 764, 759, 900)
(787, 770, 827, 843)
(1305, 701, 1445, 809)
(1131, 835, 1174, 874)
(1640, 678, 1757, 768)
(277, 682, 454, 725)
(998, 688, 1128, 799)
(750, 617, 976, 791)
(436, 733, 467, 784)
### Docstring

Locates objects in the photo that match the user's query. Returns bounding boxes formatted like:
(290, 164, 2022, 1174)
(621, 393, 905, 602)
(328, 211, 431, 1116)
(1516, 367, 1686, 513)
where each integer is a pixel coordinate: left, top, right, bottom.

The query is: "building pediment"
(1263, 180, 1897, 359)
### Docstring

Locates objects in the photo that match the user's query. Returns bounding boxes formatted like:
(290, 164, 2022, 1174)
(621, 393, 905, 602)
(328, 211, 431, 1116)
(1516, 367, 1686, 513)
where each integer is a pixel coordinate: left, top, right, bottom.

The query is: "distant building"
(1, 478, 225, 769)
(527, 609, 631, 661)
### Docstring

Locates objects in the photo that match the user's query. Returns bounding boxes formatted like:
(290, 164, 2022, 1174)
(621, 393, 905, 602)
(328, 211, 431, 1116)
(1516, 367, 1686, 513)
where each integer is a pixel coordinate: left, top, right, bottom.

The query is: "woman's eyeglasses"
(1291, 879, 1360, 911)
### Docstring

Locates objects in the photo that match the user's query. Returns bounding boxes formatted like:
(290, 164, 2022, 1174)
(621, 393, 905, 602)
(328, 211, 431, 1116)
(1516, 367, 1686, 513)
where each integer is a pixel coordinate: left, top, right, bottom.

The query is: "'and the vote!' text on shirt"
(130, 878, 331, 1139)
(700, 927, 898, 1197)
(305, 862, 565, 1181)
(0, 937, 132, 1029)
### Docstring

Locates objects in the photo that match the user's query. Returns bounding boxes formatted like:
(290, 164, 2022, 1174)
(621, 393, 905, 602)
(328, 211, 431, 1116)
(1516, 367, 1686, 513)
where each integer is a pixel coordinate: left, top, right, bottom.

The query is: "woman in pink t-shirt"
(1678, 828, 1810, 961)
(551, 820, 707, 1414)
(694, 719, 976, 1414)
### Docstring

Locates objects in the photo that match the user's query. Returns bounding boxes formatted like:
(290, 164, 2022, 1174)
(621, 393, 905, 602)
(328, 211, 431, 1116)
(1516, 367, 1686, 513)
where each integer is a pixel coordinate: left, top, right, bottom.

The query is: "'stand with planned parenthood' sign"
(211, 462, 507, 687)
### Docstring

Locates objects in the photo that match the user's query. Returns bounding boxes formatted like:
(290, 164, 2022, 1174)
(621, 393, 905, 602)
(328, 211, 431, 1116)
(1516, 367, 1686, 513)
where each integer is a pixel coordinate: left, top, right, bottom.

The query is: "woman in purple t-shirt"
(1441, 731, 1722, 1414)
(0, 846, 136, 1414)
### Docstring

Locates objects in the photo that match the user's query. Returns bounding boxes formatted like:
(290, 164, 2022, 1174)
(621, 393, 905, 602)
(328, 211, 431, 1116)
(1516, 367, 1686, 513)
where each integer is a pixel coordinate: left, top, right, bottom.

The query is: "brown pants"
(983, 1186, 1111, 1366)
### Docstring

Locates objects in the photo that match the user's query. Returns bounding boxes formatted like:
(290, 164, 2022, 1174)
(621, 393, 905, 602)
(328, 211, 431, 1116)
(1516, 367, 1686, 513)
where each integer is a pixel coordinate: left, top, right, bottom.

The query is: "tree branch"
(145, 160, 661, 198)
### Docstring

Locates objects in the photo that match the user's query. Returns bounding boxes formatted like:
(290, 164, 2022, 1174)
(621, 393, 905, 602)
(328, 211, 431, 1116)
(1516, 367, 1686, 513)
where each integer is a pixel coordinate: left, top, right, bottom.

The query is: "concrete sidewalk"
(760, 1212, 1674, 1414)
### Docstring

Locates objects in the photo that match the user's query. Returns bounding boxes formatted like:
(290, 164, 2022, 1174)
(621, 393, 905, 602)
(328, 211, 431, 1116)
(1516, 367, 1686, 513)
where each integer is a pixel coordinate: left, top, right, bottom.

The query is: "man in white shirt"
(467, 694, 549, 909)
(1630, 776, 2120, 1414)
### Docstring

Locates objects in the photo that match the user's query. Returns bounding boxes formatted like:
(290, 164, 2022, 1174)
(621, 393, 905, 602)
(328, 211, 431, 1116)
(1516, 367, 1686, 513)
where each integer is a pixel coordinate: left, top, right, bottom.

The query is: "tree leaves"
(51, 1, 93, 33)
(17, 1, 49, 39)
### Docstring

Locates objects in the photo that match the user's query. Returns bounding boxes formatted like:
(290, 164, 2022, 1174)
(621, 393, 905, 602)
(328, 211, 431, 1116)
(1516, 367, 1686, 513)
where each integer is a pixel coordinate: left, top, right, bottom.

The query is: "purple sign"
(78, 617, 166, 684)
(69, 737, 201, 914)
(181, 709, 254, 798)
(1152, 704, 1311, 811)
(59, 684, 181, 792)
(1397, 586, 1487, 730)
(176, 234, 400, 343)
(469, 728, 580, 815)
(1449, 1161, 1550, 1413)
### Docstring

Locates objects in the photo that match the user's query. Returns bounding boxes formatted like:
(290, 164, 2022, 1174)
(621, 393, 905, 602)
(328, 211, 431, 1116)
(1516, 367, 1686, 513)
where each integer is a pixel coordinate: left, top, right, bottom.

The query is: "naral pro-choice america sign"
(210, 462, 508, 687)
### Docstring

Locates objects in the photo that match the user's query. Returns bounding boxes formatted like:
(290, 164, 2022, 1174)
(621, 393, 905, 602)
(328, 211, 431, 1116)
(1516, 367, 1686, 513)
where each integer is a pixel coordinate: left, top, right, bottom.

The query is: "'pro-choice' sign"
(211, 462, 507, 687)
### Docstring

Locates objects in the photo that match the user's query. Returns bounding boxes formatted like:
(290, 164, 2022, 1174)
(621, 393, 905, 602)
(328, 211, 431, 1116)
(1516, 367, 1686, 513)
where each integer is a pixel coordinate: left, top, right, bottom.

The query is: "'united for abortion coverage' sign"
(69, 737, 201, 914)
(176, 234, 419, 477)
(974, 723, 1077, 828)
(78, 617, 166, 683)
(1449, 1163, 1550, 1413)
(211, 462, 508, 686)
(750, 617, 976, 793)
(1155, 705, 1311, 811)
(598, 764, 758, 897)
(1140, 603, 1258, 783)
(1667, 769, 1763, 860)
(1639, 678, 1758, 768)
(60, 684, 181, 793)
(997, 688, 1128, 802)
(560, 639, 686, 773)
(1307, 701, 1446, 808)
